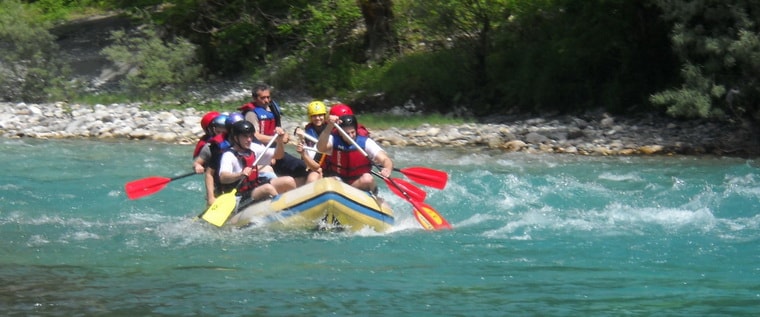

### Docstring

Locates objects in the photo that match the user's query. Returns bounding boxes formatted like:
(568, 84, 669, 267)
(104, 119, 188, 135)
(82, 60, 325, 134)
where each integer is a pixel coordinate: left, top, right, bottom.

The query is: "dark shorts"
(273, 152, 309, 178)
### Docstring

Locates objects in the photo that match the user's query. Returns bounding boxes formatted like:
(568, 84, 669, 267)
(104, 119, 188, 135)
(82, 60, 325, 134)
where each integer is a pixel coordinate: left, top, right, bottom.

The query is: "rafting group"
(126, 83, 451, 231)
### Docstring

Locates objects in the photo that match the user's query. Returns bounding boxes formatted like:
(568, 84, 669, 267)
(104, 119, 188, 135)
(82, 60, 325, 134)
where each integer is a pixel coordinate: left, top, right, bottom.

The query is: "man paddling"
(316, 114, 393, 194)
(239, 83, 311, 186)
(218, 120, 296, 202)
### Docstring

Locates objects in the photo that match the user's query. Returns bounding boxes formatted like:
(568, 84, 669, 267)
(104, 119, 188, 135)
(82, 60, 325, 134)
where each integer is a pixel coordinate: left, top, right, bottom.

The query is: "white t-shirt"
(304, 147, 319, 161)
(326, 135, 384, 160)
(219, 142, 276, 176)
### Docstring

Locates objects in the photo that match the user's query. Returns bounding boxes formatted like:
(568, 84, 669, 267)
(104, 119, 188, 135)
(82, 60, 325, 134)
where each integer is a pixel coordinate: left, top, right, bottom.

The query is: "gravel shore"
(4, 15, 749, 158)
(1, 101, 757, 157)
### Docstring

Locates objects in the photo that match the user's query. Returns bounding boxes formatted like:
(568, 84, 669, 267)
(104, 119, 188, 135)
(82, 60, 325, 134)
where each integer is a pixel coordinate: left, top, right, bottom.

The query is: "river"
(1, 139, 758, 316)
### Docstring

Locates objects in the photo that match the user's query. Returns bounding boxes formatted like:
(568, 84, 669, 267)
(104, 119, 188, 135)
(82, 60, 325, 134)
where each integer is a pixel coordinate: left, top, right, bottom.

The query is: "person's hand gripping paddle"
(198, 135, 279, 227)
(332, 124, 451, 230)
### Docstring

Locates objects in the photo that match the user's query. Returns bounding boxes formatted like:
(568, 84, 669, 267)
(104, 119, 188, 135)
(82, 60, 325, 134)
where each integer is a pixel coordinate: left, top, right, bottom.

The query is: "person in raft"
(294, 101, 329, 183)
(238, 83, 311, 186)
(328, 103, 370, 137)
(192, 111, 221, 174)
(196, 113, 228, 205)
(316, 114, 393, 194)
(218, 120, 296, 202)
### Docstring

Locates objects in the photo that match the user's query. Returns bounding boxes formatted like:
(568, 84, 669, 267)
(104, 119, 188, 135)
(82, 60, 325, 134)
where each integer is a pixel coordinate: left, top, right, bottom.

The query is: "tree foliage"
(0, 0, 73, 102)
(155, 0, 312, 76)
(8, 0, 760, 130)
(385, 0, 676, 116)
(650, 0, 760, 121)
(101, 18, 201, 102)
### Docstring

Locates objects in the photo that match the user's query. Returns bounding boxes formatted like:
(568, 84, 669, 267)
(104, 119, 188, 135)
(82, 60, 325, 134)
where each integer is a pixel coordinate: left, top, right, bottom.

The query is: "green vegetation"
(100, 15, 202, 102)
(0, 0, 73, 102)
(25, 0, 110, 22)
(3, 0, 760, 132)
(649, 0, 760, 120)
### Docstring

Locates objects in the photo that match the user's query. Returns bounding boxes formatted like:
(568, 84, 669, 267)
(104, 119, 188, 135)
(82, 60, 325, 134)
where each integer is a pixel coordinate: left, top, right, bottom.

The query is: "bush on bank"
(3, 0, 760, 131)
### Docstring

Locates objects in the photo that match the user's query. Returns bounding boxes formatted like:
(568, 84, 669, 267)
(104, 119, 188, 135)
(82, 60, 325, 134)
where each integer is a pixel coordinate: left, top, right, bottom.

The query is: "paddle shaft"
(371, 170, 421, 202)
(297, 130, 319, 144)
(167, 171, 196, 182)
(332, 124, 450, 230)
(197, 135, 280, 222)
(221, 134, 280, 191)
(248, 136, 281, 176)
(301, 129, 431, 172)
(299, 129, 446, 189)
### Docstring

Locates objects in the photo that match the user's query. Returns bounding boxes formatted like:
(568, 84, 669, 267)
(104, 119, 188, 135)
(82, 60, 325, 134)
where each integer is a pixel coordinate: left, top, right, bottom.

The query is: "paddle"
(371, 170, 427, 202)
(198, 135, 280, 227)
(299, 130, 448, 189)
(125, 171, 196, 200)
(301, 145, 426, 202)
(371, 171, 450, 230)
(332, 124, 451, 230)
(411, 200, 451, 230)
(394, 166, 448, 190)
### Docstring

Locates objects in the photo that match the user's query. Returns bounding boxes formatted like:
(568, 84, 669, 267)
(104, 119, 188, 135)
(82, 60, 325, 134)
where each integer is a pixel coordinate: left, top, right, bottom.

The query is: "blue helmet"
(212, 114, 228, 128)
(225, 112, 245, 129)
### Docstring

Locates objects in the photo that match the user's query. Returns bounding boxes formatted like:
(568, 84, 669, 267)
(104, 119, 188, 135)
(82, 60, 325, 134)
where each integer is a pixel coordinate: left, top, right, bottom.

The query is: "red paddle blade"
(125, 176, 171, 200)
(385, 178, 427, 202)
(410, 200, 452, 230)
(399, 167, 448, 190)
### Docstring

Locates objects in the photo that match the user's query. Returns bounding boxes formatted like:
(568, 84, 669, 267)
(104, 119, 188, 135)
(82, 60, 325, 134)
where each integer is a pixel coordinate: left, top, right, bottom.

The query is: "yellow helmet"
(307, 101, 327, 117)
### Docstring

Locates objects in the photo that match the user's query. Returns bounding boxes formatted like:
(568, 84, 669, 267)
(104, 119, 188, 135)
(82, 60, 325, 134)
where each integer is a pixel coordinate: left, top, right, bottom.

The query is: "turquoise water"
(1, 138, 759, 316)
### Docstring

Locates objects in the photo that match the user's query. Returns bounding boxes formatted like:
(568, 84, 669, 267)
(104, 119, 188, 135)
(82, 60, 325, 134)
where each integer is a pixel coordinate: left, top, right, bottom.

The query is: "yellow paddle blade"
(201, 189, 238, 227)
(413, 209, 435, 230)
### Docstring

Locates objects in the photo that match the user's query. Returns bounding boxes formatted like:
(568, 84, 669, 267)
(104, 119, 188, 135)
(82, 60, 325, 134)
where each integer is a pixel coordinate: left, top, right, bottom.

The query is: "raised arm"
(316, 115, 338, 153)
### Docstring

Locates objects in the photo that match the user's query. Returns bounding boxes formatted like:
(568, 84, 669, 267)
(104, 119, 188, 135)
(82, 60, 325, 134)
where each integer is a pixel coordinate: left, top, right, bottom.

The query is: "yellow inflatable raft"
(228, 177, 394, 232)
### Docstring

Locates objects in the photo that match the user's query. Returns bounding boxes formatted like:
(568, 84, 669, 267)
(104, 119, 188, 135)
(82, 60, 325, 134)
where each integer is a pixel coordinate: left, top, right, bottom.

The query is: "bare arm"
(193, 157, 205, 174)
(372, 151, 393, 178)
(316, 115, 337, 153)
(219, 169, 247, 184)
(273, 127, 286, 160)
(218, 152, 248, 184)
(298, 144, 323, 171)
(204, 167, 216, 205)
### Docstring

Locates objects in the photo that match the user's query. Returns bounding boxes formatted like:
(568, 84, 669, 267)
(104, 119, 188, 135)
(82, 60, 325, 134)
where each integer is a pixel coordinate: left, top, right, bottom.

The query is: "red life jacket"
(327, 134, 372, 183)
(237, 150, 261, 193)
(252, 107, 277, 136)
(238, 102, 255, 112)
(192, 134, 212, 158)
(220, 149, 260, 194)
(357, 124, 370, 137)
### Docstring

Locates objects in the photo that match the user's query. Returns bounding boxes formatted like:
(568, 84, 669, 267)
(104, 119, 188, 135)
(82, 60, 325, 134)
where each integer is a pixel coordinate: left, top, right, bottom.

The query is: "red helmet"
(201, 111, 221, 130)
(329, 103, 354, 116)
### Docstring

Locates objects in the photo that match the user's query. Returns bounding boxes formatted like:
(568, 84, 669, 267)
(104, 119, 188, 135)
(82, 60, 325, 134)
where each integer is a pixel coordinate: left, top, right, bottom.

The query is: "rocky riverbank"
(3, 15, 751, 157)
(0, 101, 757, 157)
